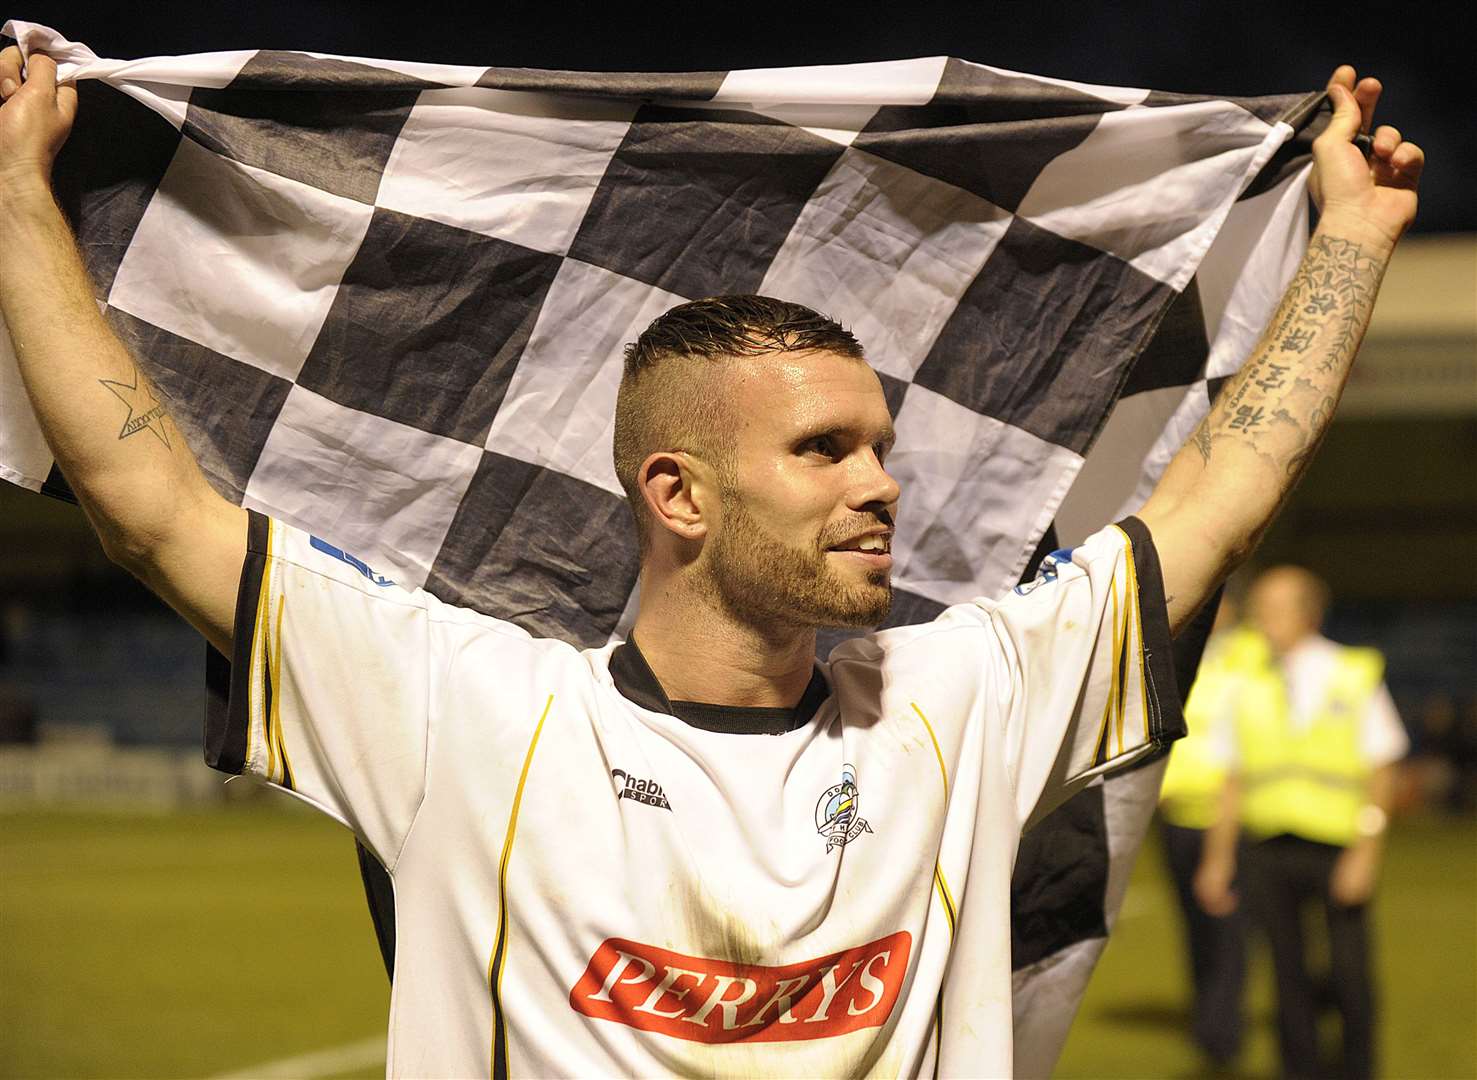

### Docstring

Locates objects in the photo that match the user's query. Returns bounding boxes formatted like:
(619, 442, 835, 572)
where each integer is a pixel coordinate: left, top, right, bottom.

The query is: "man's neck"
(631, 586, 818, 709)
(1276, 630, 1324, 663)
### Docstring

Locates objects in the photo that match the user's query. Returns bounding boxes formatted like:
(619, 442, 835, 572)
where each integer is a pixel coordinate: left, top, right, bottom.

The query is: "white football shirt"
(207, 511, 1181, 1078)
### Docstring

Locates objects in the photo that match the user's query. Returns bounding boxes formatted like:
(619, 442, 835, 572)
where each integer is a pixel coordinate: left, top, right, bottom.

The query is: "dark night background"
(14, 0, 1471, 233)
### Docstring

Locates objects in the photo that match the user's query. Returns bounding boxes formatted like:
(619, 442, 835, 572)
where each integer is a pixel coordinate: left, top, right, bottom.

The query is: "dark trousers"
(1162, 821, 1247, 1064)
(1241, 834, 1376, 1080)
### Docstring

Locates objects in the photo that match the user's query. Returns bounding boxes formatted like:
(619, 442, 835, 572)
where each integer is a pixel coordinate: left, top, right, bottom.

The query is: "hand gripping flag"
(0, 20, 1324, 1074)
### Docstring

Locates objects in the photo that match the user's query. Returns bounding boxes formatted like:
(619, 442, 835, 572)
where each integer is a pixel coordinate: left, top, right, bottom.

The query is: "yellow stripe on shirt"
(246, 520, 276, 775)
(488, 693, 554, 1080)
(913, 700, 955, 1080)
(1120, 529, 1151, 745)
(911, 702, 958, 930)
(913, 702, 950, 802)
(262, 598, 279, 785)
(267, 593, 294, 790)
(1092, 572, 1123, 764)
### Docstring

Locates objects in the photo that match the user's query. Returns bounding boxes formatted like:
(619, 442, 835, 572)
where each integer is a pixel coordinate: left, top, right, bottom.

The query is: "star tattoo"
(99, 368, 171, 449)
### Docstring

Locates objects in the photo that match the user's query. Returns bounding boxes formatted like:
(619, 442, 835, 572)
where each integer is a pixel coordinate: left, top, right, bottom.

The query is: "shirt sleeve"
(1208, 692, 1240, 769)
(205, 510, 436, 869)
(1361, 682, 1410, 767)
(978, 516, 1185, 829)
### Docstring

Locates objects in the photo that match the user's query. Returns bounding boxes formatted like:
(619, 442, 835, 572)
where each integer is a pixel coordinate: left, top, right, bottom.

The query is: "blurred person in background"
(1157, 591, 1261, 1068)
(1196, 565, 1408, 1080)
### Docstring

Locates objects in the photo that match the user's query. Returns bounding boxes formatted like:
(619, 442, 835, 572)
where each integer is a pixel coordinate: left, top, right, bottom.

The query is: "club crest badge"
(815, 764, 872, 853)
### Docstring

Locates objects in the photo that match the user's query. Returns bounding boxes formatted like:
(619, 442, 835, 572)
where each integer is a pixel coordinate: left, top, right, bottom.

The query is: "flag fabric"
(0, 20, 1321, 1073)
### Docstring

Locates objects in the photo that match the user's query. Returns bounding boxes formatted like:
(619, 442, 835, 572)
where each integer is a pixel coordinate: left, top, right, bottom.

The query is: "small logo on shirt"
(1014, 547, 1075, 596)
(612, 768, 672, 811)
(309, 536, 395, 586)
(569, 931, 911, 1042)
(814, 764, 872, 853)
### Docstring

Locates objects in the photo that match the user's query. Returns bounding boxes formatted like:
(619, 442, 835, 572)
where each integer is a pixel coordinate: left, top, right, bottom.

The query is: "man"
(0, 44, 1423, 1076)
(1156, 593, 1261, 1066)
(1195, 566, 1408, 1080)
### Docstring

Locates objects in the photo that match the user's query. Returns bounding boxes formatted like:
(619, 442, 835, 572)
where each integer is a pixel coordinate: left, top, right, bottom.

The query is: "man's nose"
(849, 451, 901, 513)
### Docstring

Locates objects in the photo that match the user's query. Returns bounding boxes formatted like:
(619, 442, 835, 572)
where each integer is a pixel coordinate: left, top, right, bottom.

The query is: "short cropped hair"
(613, 295, 864, 550)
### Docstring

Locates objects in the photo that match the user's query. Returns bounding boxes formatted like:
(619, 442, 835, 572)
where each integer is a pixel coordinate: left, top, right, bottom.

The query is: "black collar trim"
(609, 636, 829, 735)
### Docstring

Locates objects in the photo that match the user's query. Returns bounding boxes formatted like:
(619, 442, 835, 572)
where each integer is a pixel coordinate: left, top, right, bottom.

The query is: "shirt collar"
(608, 635, 830, 735)
(1281, 632, 1331, 668)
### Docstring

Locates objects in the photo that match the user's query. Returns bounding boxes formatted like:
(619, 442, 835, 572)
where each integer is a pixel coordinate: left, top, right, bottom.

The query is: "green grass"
(0, 796, 388, 1078)
(2, 801, 1473, 1077)
(1058, 815, 1477, 1079)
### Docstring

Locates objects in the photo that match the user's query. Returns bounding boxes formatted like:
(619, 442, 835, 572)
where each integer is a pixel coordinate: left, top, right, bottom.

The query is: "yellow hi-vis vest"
(1235, 645, 1384, 847)
(1160, 627, 1269, 829)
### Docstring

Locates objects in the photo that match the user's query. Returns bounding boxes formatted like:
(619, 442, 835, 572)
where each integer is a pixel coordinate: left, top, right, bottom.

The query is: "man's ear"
(639, 451, 712, 544)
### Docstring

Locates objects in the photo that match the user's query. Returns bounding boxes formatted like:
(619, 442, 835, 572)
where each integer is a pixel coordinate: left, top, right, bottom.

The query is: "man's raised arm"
(1138, 66, 1424, 634)
(0, 48, 246, 653)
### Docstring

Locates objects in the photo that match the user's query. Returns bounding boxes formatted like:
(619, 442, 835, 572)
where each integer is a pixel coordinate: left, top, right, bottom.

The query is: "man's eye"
(804, 436, 838, 458)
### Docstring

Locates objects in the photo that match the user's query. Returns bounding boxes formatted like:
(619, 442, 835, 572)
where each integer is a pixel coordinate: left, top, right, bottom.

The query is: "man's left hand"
(1308, 65, 1424, 249)
(1329, 841, 1380, 907)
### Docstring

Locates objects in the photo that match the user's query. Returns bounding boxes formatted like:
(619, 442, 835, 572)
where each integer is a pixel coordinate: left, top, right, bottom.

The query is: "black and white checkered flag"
(0, 20, 1324, 1073)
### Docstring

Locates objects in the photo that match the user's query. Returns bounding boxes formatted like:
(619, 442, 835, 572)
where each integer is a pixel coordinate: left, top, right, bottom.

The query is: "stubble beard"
(704, 493, 892, 631)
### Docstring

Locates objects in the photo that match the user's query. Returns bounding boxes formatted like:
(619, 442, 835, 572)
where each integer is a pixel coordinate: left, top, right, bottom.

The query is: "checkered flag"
(0, 20, 1325, 1073)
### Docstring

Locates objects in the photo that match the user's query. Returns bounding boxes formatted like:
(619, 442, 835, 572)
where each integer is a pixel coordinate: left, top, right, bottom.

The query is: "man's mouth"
(827, 532, 893, 567)
(829, 533, 891, 554)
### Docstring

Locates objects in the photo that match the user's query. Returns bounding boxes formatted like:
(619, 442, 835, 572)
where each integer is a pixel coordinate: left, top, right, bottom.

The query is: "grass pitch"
(1059, 813, 1477, 1079)
(1, 797, 389, 1078)
(2, 798, 1472, 1077)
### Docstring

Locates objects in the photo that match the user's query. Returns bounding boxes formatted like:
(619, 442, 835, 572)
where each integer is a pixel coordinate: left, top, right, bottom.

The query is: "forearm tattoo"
(1194, 235, 1383, 478)
(99, 363, 172, 449)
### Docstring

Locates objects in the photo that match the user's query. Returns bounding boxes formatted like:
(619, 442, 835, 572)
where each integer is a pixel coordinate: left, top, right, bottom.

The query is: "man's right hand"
(1193, 856, 1238, 917)
(0, 47, 77, 189)
(0, 44, 247, 656)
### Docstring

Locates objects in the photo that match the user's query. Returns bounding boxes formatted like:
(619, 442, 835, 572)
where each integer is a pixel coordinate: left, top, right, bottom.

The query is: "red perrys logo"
(568, 932, 911, 1044)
